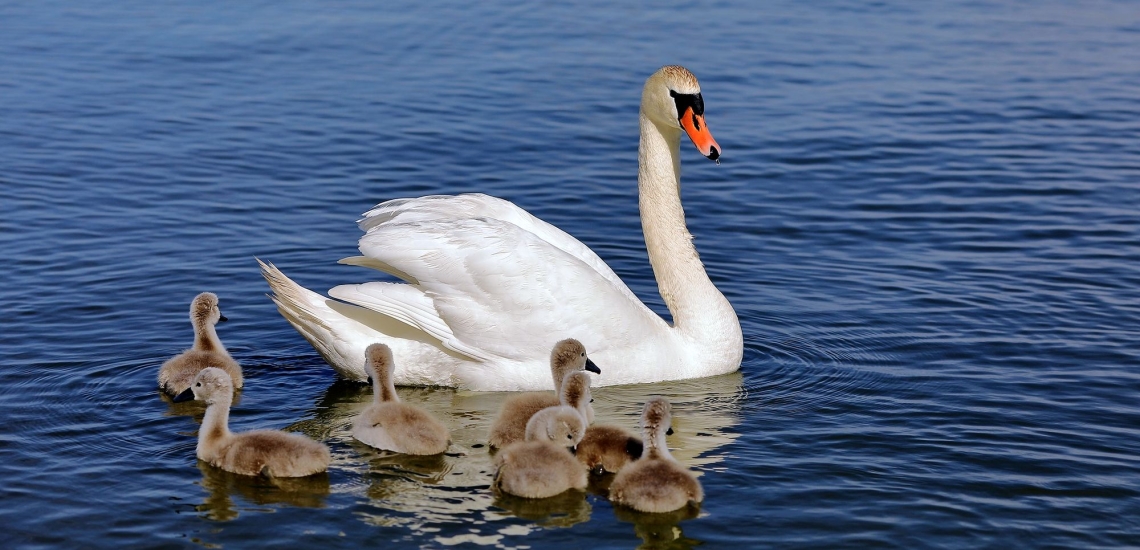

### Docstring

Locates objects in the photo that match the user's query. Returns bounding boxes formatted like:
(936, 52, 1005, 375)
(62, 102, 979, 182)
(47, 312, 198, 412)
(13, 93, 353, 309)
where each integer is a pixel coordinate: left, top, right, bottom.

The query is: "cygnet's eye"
(195, 382, 201, 387)
(580, 352, 585, 357)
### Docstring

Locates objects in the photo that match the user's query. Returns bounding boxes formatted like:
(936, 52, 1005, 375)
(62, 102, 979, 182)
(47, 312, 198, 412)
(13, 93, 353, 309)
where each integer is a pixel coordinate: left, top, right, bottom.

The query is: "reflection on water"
(491, 490, 592, 528)
(195, 461, 330, 522)
(276, 371, 743, 544)
(613, 505, 702, 550)
(159, 389, 242, 417)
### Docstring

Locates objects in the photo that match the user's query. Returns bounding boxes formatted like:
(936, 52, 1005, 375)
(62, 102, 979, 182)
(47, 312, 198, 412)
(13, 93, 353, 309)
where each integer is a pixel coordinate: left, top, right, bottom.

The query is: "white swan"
(261, 65, 742, 391)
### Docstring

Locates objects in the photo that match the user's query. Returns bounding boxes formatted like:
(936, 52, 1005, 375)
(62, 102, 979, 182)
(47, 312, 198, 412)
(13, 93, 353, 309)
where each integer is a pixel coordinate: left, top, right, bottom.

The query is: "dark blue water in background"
(2, 1, 1139, 548)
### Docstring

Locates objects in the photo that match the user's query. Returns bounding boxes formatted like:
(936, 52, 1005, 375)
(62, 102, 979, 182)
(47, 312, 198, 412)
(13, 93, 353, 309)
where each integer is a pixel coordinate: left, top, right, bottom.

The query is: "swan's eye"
(195, 382, 201, 387)
(580, 353, 585, 357)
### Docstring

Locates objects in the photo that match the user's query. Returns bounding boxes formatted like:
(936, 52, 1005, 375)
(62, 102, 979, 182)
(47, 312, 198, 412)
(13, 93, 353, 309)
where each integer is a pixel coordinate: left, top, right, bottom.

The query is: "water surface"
(2, 1, 1139, 548)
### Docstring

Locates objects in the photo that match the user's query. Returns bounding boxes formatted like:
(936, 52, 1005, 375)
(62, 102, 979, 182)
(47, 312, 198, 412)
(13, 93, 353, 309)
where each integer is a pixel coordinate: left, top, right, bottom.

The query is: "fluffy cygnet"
(493, 406, 588, 499)
(173, 368, 329, 477)
(487, 338, 599, 448)
(608, 397, 703, 513)
(577, 424, 644, 475)
(352, 344, 450, 455)
(158, 292, 242, 396)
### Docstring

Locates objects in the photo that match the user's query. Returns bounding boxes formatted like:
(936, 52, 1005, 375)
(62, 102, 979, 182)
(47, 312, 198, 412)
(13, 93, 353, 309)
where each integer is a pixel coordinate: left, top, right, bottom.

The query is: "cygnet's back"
(352, 344, 450, 455)
(493, 406, 588, 499)
(608, 397, 703, 513)
(487, 339, 599, 448)
(174, 367, 328, 477)
(158, 292, 242, 396)
(577, 424, 643, 475)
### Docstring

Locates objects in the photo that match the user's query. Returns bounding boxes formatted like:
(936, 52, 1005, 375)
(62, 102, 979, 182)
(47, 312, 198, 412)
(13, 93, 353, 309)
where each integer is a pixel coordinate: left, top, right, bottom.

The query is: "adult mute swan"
(261, 65, 742, 391)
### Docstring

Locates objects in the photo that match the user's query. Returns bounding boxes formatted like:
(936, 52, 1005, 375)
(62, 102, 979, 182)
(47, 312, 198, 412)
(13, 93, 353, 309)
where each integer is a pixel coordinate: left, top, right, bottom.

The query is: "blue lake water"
(2, 0, 1139, 547)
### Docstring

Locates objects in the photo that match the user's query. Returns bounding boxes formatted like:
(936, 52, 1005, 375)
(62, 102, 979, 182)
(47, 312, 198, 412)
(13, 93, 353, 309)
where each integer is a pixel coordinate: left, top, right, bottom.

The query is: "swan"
(608, 397, 703, 513)
(493, 406, 588, 498)
(158, 292, 242, 396)
(260, 65, 742, 390)
(173, 368, 330, 477)
(488, 339, 598, 448)
(352, 343, 451, 455)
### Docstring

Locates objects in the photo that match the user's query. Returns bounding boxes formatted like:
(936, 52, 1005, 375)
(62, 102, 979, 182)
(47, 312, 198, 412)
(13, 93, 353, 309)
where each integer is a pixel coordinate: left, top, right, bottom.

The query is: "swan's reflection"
(285, 371, 743, 542)
(194, 460, 330, 521)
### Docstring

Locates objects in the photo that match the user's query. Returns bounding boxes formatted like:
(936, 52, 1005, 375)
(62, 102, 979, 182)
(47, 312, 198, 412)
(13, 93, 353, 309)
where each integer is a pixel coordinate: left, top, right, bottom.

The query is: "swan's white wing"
(328, 281, 494, 363)
(352, 217, 666, 365)
(358, 194, 644, 307)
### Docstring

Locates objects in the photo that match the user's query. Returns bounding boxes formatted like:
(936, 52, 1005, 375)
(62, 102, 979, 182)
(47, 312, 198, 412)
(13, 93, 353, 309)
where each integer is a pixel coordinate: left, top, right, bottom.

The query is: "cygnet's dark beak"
(666, 427, 675, 436)
(584, 358, 601, 374)
(569, 445, 578, 455)
(172, 388, 195, 403)
(218, 314, 228, 322)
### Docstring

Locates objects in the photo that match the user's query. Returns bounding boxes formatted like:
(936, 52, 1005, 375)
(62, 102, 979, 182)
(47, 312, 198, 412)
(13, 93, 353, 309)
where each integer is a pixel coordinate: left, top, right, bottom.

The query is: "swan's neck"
(193, 321, 223, 353)
(373, 372, 398, 403)
(638, 113, 741, 347)
(199, 399, 232, 461)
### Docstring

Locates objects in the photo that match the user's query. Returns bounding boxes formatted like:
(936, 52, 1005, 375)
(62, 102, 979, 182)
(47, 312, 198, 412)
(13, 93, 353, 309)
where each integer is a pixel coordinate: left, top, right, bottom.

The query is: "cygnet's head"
(525, 407, 586, 450)
(642, 396, 675, 436)
(364, 343, 395, 380)
(640, 65, 721, 162)
(190, 292, 227, 327)
(550, 338, 601, 380)
(172, 367, 233, 404)
(560, 371, 593, 410)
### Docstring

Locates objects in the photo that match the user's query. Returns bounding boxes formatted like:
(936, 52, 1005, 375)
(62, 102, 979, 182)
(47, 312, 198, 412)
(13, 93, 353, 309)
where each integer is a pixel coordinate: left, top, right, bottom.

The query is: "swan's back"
(214, 430, 331, 478)
(352, 401, 450, 455)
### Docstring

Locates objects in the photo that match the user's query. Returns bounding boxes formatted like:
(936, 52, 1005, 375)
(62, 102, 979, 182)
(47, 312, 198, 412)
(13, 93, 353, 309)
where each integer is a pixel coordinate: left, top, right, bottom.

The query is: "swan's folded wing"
(355, 217, 665, 364)
(358, 194, 643, 307)
(328, 281, 493, 363)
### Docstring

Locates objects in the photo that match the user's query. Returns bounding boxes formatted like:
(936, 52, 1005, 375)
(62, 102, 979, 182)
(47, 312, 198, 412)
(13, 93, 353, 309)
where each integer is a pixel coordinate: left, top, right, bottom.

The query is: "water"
(2, 0, 1139, 547)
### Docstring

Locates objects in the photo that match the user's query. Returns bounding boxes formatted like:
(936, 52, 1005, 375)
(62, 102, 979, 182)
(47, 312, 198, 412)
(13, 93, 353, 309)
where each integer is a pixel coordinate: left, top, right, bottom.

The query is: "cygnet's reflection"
(286, 370, 743, 542)
(194, 460, 330, 522)
(160, 388, 242, 418)
(613, 504, 702, 549)
(491, 490, 591, 528)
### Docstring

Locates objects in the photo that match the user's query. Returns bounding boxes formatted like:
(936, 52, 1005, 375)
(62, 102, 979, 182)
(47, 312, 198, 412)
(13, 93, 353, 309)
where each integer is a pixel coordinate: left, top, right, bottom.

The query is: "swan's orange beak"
(680, 107, 720, 163)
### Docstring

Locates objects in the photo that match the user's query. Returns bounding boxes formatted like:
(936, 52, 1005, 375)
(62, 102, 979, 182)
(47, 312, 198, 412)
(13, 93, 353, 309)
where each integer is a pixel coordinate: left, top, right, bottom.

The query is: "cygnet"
(173, 368, 329, 477)
(487, 338, 599, 448)
(352, 343, 450, 455)
(158, 292, 242, 396)
(607, 397, 703, 513)
(493, 406, 588, 499)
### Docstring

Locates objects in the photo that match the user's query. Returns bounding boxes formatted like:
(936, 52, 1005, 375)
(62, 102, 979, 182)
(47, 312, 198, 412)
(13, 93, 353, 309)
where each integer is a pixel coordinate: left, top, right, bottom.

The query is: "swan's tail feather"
(257, 258, 367, 380)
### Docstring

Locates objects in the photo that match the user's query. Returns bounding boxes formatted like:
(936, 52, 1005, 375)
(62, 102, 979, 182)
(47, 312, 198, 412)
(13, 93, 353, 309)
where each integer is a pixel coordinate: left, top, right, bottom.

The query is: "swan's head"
(364, 343, 395, 381)
(641, 65, 721, 162)
(525, 406, 586, 450)
(641, 396, 676, 437)
(172, 367, 233, 404)
(550, 338, 601, 383)
(191, 292, 227, 327)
